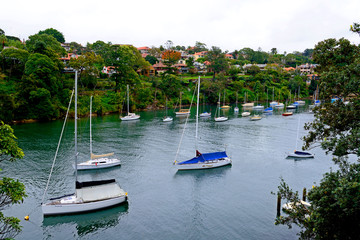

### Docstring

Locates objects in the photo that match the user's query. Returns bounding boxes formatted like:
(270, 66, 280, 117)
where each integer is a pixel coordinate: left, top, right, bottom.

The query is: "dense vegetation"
(0, 28, 316, 123)
(275, 22, 360, 239)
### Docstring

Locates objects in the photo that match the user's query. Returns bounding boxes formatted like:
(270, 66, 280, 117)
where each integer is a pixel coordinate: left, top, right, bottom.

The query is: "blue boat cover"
(178, 151, 228, 165)
(294, 151, 312, 155)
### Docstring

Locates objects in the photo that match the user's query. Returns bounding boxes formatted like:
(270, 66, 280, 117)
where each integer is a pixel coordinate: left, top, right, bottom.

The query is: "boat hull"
(287, 152, 314, 158)
(215, 117, 228, 122)
(76, 158, 121, 170)
(42, 195, 127, 216)
(120, 115, 140, 121)
(163, 117, 173, 122)
(176, 158, 232, 170)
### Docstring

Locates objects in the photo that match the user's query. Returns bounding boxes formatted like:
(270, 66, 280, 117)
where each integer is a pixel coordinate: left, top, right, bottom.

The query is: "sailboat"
(174, 76, 232, 170)
(286, 116, 314, 158)
(234, 92, 239, 113)
(221, 89, 230, 109)
(175, 92, 190, 115)
(270, 87, 278, 107)
(199, 93, 211, 117)
(76, 96, 121, 170)
(252, 94, 264, 110)
(163, 98, 173, 122)
(120, 85, 140, 121)
(42, 71, 128, 216)
(215, 93, 228, 122)
(264, 89, 273, 113)
(242, 91, 254, 108)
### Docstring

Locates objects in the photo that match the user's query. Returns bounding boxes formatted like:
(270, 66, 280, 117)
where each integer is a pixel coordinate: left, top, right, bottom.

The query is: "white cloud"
(1, 0, 359, 53)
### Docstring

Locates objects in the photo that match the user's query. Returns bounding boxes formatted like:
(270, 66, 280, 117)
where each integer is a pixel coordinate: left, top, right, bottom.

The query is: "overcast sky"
(2, 0, 359, 53)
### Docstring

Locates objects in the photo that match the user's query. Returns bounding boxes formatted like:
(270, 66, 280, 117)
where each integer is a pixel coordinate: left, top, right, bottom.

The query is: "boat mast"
(179, 92, 182, 110)
(196, 76, 200, 140)
(75, 70, 78, 182)
(127, 85, 129, 115)
(90, 96, 92, 156)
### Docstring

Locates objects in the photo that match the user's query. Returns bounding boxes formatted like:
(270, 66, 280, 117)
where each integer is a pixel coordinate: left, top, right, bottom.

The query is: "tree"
(206, 46, 229, 79)
(38, 28, 65, 43)
(0, 121, 26, 239)
(145, 55, 158, 65)
(26, 33, 65, 57)
(275, 30, 360, 239)
(161, 49, 181, 74)
(69, 52, 104, 88)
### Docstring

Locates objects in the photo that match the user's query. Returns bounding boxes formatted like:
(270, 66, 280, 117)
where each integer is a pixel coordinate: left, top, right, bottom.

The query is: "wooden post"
(277, 194, 281, 217)
(302, 188, 307, 201)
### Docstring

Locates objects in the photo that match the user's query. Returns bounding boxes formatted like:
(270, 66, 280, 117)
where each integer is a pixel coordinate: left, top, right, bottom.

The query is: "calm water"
(3, 106, 336, 239)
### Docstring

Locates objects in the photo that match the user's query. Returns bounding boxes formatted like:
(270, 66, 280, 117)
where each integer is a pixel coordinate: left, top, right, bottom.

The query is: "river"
(2, 106, 335, 239)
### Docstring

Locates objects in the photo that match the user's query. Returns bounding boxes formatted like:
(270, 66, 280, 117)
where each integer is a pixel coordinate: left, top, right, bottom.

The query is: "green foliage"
(276, 25, 360, 239)
(0, 122, 26, 239)
(145, 55, 158, 65)
(26, 33, 66, 57)
(0, 121, 24, 162)
(38, 28, 65, 43)
(0, 212, 22, 240)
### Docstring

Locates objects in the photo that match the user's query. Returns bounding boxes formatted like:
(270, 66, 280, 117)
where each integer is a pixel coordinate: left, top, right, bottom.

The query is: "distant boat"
(282, 112, 293, 116)
(175, 92, 190, 115)
(242, 111, 251, 117)
(163, 98, 173, 122)
(242, 92, 254, 108)
(221, 89, 230, 109)
(174, 76, 232, 170)
(234, 92, 239, 113)
(200, 93, 211, 117)
(270, 87, 278, 107)
(42, 71, 127, 216)
(264, 107, 273, 113)
(274, 103, 284, 109)
(250, 115, 262, 121)
(76, 96, 121, 170)
(121, 85, 140, 121)
(286, 117, 314, 159)
(215, 93, 228, 122)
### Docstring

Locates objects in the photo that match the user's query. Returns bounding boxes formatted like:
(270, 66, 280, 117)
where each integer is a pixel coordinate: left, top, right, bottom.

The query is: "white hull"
(175, 112, 190, 115)
(121, 115, 140, 121)
(275, 104, 284, 108)
(42, 195, 127, 216)
(176, 158, 232, 170)
(242, 112, 250, 117)
(163, 117, 173, 122)
(253, 106, 264, 110)
(76, 158, 121, 170)
(250, 116, 262, 121)
(200, 112, 211, 117)
(215, 117, 228, 122)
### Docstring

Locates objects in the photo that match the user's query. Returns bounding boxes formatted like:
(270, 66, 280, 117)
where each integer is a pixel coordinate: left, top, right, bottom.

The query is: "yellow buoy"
(125, 192, 128, 196)
(24, 216, 29, 221)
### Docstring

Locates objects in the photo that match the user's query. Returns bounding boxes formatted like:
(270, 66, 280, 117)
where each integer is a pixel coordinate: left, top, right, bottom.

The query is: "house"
(59, 53, 79, 65)
(137, 46, 150, 54)
(152, 62, 167, 74)
(193, 51, 207, 61)
(284, 67, 296, 71)
(297, 63, 318, 74)
(243, 63, 267, 71)
(173, 63, 188, 74)
(306, 74, 319, 85)
(102, 66, 116, 76)
(61, 43, 71, 52)
(225, 54, 234, 60)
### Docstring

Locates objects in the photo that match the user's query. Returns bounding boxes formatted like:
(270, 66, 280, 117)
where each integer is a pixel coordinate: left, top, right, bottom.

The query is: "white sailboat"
(286, 116, 314, 159)
(200, 93, 211, 117)
(234, 92, 239, 113)
(215, 93, 228, 122)
(242, 92, 254, 108)
(120, 85, 140, 121)
(174, 76, 232, 170)
(175, 92, 190, 115)
(76, 96, 121, 170)
(163, 98, 173, 122)
(42, 71, 128, 216)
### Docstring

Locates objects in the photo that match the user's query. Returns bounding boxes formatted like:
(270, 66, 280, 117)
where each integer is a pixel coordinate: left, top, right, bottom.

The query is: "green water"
(2, 106, 336, 239)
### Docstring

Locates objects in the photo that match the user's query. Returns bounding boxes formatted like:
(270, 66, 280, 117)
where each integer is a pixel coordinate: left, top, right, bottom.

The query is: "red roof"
(137, 46, 149, 50)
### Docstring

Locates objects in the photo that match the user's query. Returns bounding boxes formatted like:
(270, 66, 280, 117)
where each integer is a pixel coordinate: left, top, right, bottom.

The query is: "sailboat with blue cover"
(174, 76, 232, 170)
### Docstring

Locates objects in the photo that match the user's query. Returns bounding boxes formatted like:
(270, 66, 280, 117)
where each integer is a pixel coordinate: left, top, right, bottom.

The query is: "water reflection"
(174, 165, 231, 180)
(42, 203, 129, 237)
